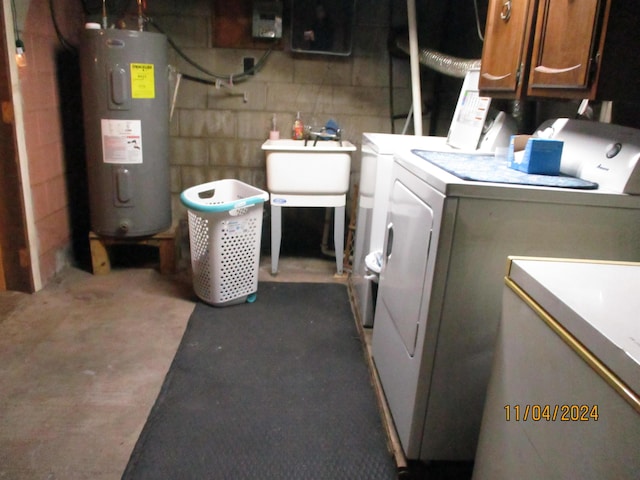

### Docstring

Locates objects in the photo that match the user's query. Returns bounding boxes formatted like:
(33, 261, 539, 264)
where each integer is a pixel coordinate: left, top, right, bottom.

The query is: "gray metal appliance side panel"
(419, 196, 640, 461)
(352, 138, 386, 326)
(473, 286, 640, 479)
(351, 205, 375, 326)
(472, 288, 564, 480)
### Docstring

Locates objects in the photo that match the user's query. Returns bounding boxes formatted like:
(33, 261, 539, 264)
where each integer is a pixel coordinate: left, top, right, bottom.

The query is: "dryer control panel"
(538, 118, 640, 194)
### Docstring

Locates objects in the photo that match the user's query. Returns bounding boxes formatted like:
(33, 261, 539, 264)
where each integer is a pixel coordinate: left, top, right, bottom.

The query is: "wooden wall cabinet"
(479, 0, 640, 101)
(478, 0, 535, 98)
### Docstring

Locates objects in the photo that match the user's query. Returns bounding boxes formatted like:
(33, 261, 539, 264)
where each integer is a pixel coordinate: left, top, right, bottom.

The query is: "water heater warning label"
(130, 63, 155, 99)
(101, 119, 143, 164)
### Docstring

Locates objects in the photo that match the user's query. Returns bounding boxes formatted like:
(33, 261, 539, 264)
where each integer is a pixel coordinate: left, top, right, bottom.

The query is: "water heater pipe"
(406, 0, 423, 135)
(101, 0, 107, 29)
(137, 0, 144, 31)
(170, 71, 182, 121)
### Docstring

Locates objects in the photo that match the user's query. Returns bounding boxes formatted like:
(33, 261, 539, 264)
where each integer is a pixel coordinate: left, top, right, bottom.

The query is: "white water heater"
(80, 27, 170, 237)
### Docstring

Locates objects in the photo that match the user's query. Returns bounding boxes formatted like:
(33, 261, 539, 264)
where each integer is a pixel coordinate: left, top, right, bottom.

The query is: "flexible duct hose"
(395, 36, 481, 78)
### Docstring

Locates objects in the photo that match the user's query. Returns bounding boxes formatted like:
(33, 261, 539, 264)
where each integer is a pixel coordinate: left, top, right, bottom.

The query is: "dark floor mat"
(122, 282, 397, 479)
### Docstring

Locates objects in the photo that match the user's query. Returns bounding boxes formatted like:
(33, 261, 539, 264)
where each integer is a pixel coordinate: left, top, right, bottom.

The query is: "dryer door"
(372, 159, 446, 458)
(378, 178, 434, 356)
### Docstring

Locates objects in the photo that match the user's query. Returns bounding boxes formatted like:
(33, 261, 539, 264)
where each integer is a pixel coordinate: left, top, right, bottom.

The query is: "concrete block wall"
(12, 0, 410, 287)
(144, 0, 412, 223)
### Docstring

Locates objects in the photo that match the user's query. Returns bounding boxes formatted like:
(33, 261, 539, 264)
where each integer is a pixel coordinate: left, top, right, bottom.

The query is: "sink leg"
(271, 204, 282, 275)
(334, 205, 345, 275)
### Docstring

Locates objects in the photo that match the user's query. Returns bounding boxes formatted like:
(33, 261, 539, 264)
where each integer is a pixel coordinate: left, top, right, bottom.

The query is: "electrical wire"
(473, 0, 485, 42)
(48, 2, 274, 83)
(149, 19, 275, 84)
(10, 0, 20, 41)
(50, 0, 77, 52)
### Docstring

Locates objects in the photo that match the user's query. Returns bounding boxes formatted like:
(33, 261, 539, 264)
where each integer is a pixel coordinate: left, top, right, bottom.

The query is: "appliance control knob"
(606, 142, 622, 158)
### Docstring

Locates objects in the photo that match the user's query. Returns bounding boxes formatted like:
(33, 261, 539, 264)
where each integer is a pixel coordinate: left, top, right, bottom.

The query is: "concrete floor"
(0, 256, 344, 479)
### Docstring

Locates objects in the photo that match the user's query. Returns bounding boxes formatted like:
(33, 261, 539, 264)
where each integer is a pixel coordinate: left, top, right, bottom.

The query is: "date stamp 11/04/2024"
(504, 404, 599, 422)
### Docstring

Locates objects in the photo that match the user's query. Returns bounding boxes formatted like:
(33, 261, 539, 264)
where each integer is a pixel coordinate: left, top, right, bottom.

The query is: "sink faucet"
(305, 126, 342, 146)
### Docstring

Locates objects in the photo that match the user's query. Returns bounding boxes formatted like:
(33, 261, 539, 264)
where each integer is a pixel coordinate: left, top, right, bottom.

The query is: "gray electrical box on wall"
(252, 2, 283, 39)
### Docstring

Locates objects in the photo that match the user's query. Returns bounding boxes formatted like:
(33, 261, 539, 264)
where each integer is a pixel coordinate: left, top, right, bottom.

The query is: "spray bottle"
(292, 111, 305, 140)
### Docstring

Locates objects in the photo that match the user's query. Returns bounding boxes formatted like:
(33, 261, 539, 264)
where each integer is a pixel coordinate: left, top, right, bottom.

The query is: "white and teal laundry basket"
(181, 179, 269, 306)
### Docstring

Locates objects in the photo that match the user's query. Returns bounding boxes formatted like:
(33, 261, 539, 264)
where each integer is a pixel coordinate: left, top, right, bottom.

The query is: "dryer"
(371, 122, 640, 462)
(351, 134, 462, 327)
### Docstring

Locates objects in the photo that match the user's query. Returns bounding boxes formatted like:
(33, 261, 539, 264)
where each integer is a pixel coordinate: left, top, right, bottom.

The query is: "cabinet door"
(527, 0, 606, 98)
(479, 0, 535, 96)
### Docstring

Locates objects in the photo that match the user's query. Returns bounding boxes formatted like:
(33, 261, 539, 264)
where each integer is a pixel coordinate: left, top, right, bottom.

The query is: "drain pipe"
(407, 0, 423, 136)
(321, 208, 335, 257)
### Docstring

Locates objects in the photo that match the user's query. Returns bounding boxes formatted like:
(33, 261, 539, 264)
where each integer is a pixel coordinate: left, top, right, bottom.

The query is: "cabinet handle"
(500, 0, 512, 22)
(534, 64, 582, 74)
(481, 72, 512, 81)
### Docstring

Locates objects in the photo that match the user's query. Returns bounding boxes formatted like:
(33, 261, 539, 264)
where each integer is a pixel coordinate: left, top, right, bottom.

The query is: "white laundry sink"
(262, 139, 356, 194)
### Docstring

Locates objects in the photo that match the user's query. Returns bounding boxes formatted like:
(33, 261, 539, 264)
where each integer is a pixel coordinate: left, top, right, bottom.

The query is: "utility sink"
(262, 139, 356, 194)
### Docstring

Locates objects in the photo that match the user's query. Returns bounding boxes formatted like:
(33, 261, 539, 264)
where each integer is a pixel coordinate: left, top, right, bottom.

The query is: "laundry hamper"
(180, 179, 269, 306)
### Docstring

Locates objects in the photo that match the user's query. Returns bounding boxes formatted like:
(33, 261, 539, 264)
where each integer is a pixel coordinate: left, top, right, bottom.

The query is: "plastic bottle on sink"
(292, 111, 305, 140)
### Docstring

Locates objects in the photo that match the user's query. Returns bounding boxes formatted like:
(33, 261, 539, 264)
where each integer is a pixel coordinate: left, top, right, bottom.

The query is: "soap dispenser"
(292, 111, 305, 140)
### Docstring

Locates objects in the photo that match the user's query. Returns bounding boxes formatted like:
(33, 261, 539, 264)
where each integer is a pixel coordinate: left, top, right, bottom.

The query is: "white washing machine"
(371, 120, 640, 462)
(473, 258, 640, 480)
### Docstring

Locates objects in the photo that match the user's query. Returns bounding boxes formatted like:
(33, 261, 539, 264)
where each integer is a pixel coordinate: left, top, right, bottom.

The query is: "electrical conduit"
(407, 0, 423, 135)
